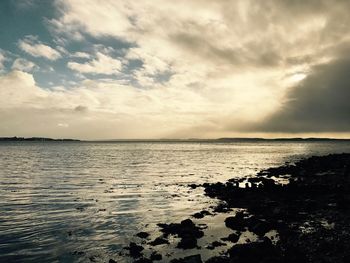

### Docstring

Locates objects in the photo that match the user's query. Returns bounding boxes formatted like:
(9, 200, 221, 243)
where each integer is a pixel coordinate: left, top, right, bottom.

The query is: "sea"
(1, 141, 350, 262)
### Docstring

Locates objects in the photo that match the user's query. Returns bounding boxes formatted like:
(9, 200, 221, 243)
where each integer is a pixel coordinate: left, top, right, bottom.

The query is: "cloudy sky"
(0, 0, 350, 139)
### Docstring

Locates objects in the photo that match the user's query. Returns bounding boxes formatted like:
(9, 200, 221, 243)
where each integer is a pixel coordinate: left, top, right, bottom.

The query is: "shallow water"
(1, 141, 350, 262)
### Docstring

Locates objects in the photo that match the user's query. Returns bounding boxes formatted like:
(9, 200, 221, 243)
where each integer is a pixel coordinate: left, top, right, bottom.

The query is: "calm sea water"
(1, 141, 350, 262)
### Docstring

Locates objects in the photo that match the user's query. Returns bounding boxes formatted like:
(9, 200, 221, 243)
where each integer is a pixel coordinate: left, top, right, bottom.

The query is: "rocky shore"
(111, 153, 350, 263)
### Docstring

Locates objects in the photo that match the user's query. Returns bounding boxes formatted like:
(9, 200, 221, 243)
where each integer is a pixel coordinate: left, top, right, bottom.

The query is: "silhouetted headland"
(115, 153, 350, 262)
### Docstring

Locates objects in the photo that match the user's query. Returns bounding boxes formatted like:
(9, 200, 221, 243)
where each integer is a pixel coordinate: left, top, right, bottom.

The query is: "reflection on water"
(1, 141, 350, 262)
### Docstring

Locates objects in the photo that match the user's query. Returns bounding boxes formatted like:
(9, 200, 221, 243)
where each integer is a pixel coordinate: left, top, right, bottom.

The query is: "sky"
(0, 0, 350, 140)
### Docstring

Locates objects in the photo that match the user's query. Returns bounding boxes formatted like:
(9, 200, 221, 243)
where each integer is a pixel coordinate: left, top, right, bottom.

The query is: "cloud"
(2, 1, 350, 138)
(18, 35, 61, 60)
(71, 52, 91, 59)
(11, 58, 37, 72)
(0, 70, 268, 139)
(0, 71, 47, 108)
(67, 52, 122, 75)
(0, 50, 8, 70)
(251, 55, 350, 133)
(51, 0, 350, 90)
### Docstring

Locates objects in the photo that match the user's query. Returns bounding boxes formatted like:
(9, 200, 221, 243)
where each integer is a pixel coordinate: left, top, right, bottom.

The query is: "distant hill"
(0, 137, 80, 142)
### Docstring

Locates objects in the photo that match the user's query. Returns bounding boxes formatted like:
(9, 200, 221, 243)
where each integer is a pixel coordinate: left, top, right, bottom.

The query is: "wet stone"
(224, 212, 246, 231)
(124, 242, 144, 258)
(177, 235, 198, 249)
(136, 232, 150, 239)
(149, 237, 169, 246)
(150, 252, 162, 261)
(221, 232, 240, 243)
(192, 210, 212, 219)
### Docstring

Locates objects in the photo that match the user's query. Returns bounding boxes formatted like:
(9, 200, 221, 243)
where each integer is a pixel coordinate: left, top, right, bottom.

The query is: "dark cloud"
(255, 56, 350, 132)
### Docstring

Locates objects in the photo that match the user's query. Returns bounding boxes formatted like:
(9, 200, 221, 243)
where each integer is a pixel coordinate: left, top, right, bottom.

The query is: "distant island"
(0, 137, 80, 142)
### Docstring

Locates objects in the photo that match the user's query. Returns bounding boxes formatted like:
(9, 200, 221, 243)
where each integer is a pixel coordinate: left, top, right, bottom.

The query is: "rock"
(109, 259, 117, 263)
(177, 235, 198, 249)
(134, 258, 152, 263)
(189, 184, 198, 189)
(205, 256, 230, 263)
(247, 218, 273, 236)
(136, 232, 150, 239)
(213, 202, 232, 213)
(225, 212, 246, 231)
(158, 218, 204, 249)
(206, 240, 226, 250)
(222, 232, 240, 243)
(228, 238, 282, 263)
(171, 254, 202, 263)
(149, 237, 169, 246)
(150, 252, 162, 261)
(124, 242, 144, 258)
(158, 219, 204, 238)
(192, 210, 212, 219)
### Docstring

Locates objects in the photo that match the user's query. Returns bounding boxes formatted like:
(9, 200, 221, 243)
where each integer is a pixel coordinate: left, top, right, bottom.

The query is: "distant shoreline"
(1, 137, 350, 143)
(91, 137, 350, 143)
(0, 137, 80, 142)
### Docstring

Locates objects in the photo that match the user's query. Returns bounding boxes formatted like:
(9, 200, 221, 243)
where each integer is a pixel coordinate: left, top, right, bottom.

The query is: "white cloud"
(12, 58, 37, 72)
(0, 71, 47, 108)
(67, 52, 122, 75)
(18, 35, 61, 60)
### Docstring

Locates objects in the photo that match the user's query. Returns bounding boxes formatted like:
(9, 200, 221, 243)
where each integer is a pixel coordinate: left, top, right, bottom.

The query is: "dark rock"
(247, 218, 273, 236)
(228, 238, 282, 263)
(158, 218, 204, 249)
(189, 184, 198, 189)
(124, 242, 144, 258)
(224, 212, 246, 231)
(158, 219, 204, 240)
(192, 210, 212, 219)
(213, 202, 232, 213)
(206, 240, 226, 250)
(177, 235, 198, 249)
(205, 256, 230, 263)
(222, 232, 240, 243)
(149, 237, 169, 246)
(171, 254, 202, 263)
(150, 252, 162, 261)
(134, 258, 152, 263)
(136, 232, 150, 239)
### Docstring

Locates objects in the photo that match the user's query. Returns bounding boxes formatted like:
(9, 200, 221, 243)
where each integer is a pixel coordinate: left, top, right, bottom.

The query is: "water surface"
(1, 141, 350, 262)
